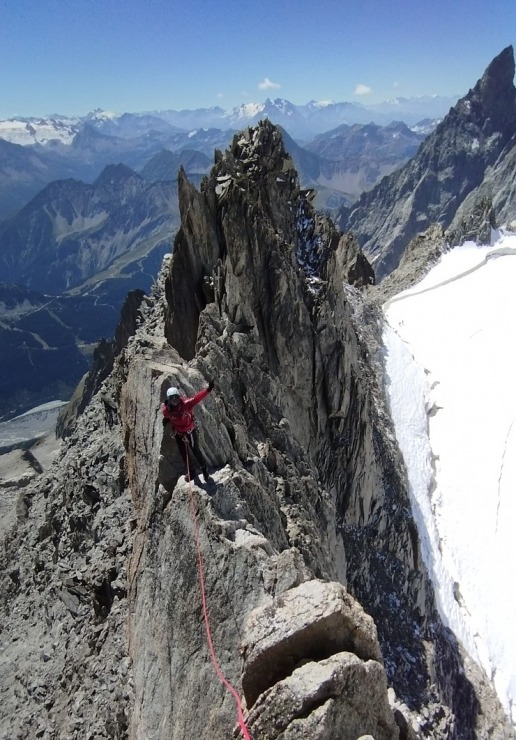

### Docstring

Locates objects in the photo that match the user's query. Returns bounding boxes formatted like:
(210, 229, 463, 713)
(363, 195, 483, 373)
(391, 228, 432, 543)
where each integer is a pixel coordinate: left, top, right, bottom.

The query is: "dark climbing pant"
(175, 430, 208, 477)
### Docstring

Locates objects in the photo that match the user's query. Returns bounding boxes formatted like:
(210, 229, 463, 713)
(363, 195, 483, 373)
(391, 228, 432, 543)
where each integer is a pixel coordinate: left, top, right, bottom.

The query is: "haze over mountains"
(0, 94, 453, 222)
(0, 93, 457, 146)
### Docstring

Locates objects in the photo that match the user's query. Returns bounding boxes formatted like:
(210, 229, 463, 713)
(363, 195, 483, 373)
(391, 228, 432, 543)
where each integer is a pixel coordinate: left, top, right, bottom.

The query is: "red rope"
(185, 455, 252, 739)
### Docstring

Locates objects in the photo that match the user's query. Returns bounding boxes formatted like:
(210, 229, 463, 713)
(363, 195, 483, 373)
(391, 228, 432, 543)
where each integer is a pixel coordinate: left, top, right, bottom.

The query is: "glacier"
(383, 233, 516, 725)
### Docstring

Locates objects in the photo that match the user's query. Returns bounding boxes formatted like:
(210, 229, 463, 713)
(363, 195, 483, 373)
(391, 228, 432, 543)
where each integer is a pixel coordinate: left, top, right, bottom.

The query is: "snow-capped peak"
(84, 108, 119, 122)
(0, 115, 80, 146)
(229, 102, 265, 119)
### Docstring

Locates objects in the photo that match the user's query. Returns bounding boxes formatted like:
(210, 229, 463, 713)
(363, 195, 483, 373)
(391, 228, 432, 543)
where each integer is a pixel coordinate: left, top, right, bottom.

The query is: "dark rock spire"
(472, 45, 516, 136)
(338, 46, 516, 280)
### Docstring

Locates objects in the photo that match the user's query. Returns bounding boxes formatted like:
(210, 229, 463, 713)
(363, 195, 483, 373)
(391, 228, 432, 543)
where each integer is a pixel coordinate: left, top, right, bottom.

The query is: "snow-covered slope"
(383, 233, 516, 725)
(0, 116, 80, 145)
(0, 401, 65, 452)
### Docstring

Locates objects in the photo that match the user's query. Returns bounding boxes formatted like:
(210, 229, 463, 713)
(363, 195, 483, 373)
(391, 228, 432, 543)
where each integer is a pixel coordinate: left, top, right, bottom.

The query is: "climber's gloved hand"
(208, 379, 215, 392)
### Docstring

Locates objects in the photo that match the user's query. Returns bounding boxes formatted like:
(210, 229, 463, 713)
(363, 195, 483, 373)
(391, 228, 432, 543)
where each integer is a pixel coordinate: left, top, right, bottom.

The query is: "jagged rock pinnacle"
(462, 44, 516, 137)
(338, 46, 516, 280)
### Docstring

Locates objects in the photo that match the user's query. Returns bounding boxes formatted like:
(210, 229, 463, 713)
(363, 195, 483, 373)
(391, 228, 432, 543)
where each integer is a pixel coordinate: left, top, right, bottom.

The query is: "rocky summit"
(339, 45, 516, 280)
(0, 120, 513, 740)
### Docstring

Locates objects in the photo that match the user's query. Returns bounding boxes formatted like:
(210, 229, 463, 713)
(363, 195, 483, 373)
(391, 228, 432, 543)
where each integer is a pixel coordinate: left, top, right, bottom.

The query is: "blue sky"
(1, 0, 514, 118)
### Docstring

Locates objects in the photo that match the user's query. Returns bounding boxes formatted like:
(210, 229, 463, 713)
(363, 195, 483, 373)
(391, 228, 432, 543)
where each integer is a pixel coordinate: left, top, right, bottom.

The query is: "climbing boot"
(202, 469, 214, 485)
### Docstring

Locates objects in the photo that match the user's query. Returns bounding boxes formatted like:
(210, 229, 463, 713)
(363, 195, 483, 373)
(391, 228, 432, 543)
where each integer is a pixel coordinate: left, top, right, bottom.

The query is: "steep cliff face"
(338, 46, 516, 280)
(446, 136, 516, 245)
(0, 121, 512, 740)
(123, 121, 509, 738)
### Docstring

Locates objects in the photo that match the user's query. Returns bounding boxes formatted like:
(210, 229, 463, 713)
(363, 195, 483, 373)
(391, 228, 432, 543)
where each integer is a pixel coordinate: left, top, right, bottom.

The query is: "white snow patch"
(52, 212, 109, 240)
(230, 102, 264, 119)
(384, 235, 516, 725)
(0, 401, 66, 448)
(0, 116, 79, 146)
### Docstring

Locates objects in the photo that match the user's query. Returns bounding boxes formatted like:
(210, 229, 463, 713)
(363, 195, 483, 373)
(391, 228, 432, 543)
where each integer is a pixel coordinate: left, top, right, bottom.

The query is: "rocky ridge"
(339, 45, 516, 280)
(0, 121, 512, 739)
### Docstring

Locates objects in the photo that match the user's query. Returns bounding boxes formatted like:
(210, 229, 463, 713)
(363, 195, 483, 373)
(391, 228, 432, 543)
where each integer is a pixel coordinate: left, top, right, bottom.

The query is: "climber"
(162, 381, 215, 484)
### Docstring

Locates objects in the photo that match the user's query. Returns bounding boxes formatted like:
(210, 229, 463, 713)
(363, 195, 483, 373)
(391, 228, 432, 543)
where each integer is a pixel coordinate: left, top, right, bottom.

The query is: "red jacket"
(161, 388, 210, 434)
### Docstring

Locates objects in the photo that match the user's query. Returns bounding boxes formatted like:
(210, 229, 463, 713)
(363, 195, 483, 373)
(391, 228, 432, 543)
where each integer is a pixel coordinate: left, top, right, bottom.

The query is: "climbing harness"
(185, 456, 252, 739)
(179, 431, 206, 480)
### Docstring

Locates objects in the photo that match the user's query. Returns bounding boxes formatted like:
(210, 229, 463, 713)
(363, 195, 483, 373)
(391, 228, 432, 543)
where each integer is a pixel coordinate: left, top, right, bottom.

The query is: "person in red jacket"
(162, 381, 214, 484)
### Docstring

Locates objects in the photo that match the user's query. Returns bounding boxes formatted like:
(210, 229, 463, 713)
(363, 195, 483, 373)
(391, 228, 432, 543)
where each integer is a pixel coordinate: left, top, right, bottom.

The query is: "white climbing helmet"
(166, 386, 181, 399)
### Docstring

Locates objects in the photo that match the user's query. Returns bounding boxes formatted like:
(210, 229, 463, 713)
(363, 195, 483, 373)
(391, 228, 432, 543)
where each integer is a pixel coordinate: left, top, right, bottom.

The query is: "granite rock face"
(339, 46, 516, 280)
(446, 139, 516, 245)
(0, 120, 513, 740)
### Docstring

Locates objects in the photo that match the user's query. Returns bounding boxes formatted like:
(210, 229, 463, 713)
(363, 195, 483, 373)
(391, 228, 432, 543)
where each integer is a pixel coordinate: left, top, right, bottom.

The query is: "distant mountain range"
(0, 163, 179, 294)
(0, 94, 457, 147)
(0, 105, 436, 222)
(0, 164, 178, 419)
